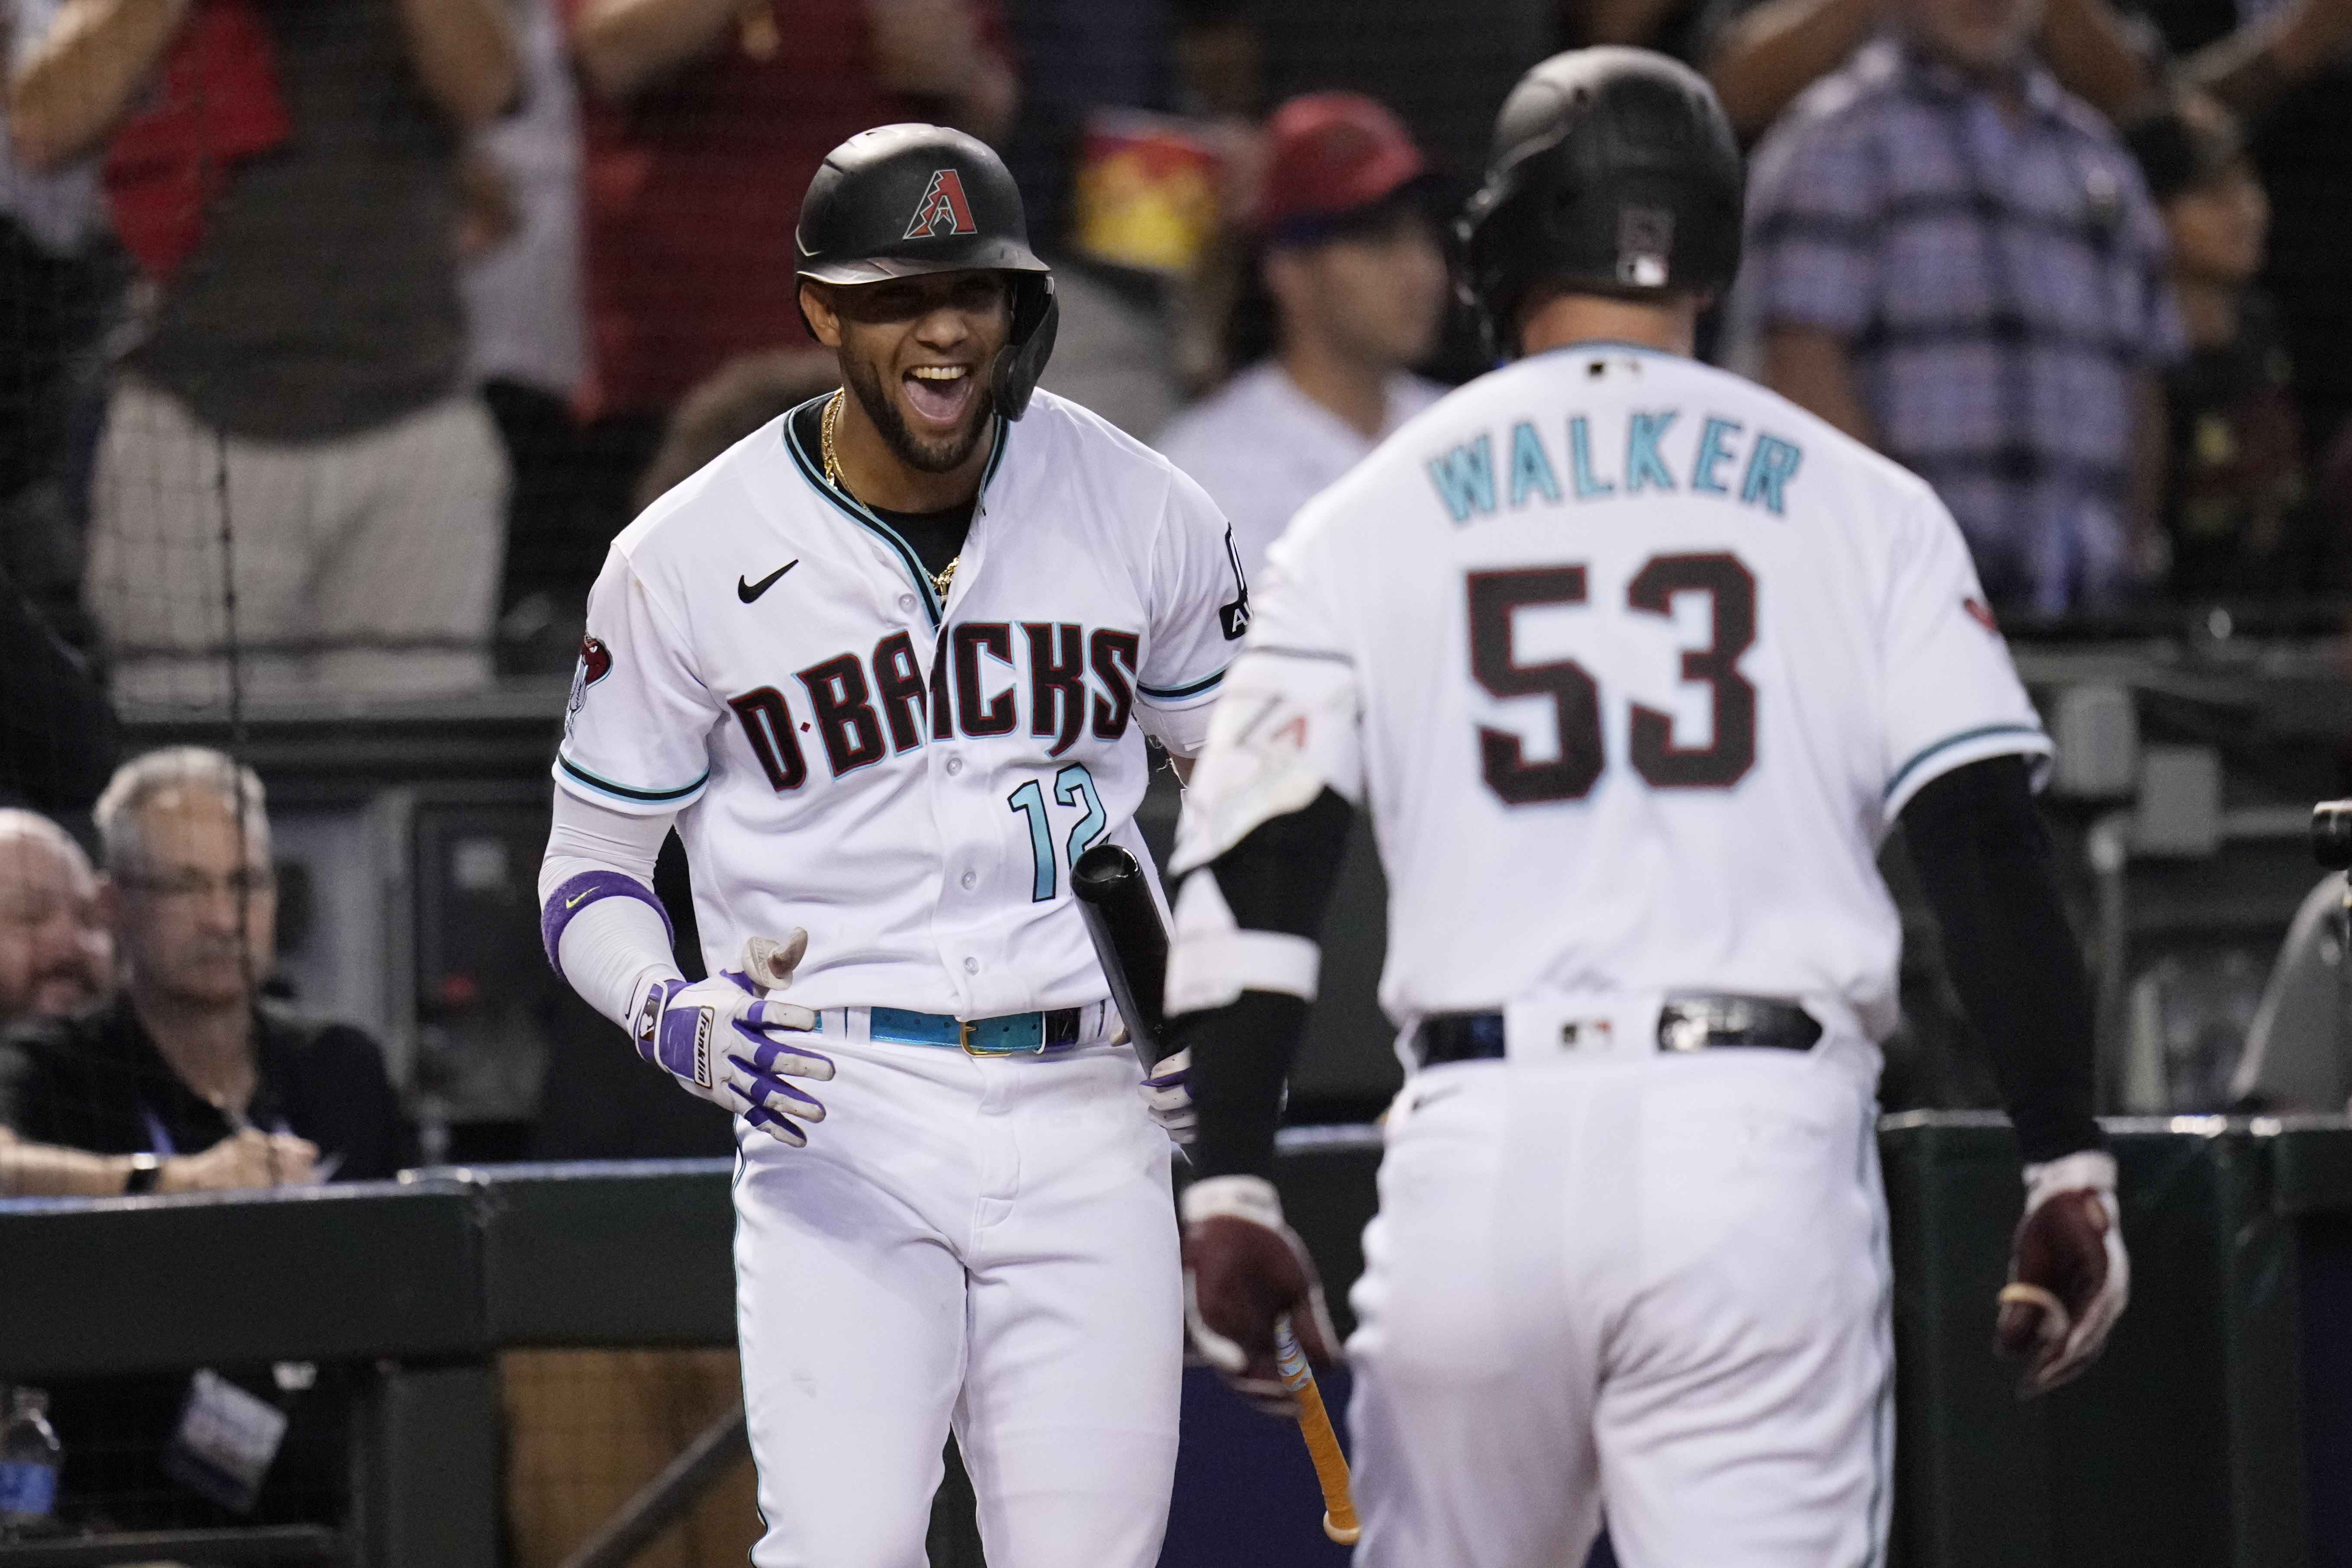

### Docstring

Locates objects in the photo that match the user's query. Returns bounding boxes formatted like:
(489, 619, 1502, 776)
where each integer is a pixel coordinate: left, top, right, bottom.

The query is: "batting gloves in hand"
(1140, 1046, 1196, 1144)
(632, 931, 833, 1147)
(1181, 1174, 1340, 1416)
(1994, 1149, 2129, 1397)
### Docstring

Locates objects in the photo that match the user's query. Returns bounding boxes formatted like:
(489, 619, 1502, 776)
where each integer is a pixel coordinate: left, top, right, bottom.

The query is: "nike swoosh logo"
(738, 561, 798, 603)
(565, 892, 590, 908)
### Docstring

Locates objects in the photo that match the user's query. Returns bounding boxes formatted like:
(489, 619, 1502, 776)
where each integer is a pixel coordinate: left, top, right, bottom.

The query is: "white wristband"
(2022, 1149, 2118, 1213)
(1180, 1173, 1284, 1228)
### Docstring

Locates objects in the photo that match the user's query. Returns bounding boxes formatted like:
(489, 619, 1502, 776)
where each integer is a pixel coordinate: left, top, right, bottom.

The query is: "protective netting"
(2, 0, 2350, 1552)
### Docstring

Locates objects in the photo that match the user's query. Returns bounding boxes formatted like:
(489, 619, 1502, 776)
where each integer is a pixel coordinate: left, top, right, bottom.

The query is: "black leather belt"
(1414, 995, 1823, 1067)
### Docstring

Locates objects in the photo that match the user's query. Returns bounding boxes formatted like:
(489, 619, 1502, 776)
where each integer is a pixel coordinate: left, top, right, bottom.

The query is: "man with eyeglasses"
(0, 806, 305, 1197)
(0, 747, 414, 1529)
(0, 746, 411, 1187)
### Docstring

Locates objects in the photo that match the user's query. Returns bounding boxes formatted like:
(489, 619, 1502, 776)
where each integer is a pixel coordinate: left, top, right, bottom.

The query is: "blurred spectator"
(1239, 0, 1555, 190)
(2152, 0, 2352, 472)
(10, 0, 519, 705)
(556, 0, 1016, 607)
(0, 809, 313, 1195)
(1703, 0, 2153, 140)
(0, 559, 120, 812)
(1738, 0, 2180, 613)
(0, 757, 397, 1531)
(2123, 94, 2344, 597)
(1, 0, 123, 648)
(462, 0, 593, 672)
(1155, 93, 1447, 578)
(2175, 0, 2352, 123)
(997, 0, 1173, 254)
(0, 748, 409, 1180)
(632, 348, 837, 513)
(0, 807, 107, 1028)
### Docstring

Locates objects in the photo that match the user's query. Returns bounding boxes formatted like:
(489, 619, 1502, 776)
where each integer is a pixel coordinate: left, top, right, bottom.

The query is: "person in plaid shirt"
(1737, 0, 2182, 615)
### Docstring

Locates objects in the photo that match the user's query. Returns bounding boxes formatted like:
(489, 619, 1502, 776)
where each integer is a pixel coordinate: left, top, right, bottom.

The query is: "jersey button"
(960, 870, 977, 890)
(945, 756, 964, 776)
(963, 957, 981, 974)
(898, 593, 916, 612)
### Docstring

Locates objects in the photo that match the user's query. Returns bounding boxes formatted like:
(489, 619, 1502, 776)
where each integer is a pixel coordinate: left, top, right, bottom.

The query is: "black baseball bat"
(1071, 843, 1168, 1070)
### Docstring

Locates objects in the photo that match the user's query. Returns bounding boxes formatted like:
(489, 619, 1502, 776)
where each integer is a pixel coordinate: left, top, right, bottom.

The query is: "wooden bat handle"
(1276, 1315, 1360, 1545)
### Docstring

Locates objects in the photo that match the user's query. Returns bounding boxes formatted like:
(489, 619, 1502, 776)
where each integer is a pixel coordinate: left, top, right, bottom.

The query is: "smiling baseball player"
(535, 124, 1242, 1568)
(1166, 50, 2129, 1567)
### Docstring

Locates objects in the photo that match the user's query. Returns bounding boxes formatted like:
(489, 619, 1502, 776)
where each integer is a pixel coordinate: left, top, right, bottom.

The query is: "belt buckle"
(959, 1015, 1049, 1056)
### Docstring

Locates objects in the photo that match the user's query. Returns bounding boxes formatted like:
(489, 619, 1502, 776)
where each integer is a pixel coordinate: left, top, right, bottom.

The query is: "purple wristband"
(542, 871, 675, 978)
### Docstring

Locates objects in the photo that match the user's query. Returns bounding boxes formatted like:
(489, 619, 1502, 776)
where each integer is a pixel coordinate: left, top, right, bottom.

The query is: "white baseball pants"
(732, 1034, 1181, 1568)
(1346, 1049, 1894, 1568)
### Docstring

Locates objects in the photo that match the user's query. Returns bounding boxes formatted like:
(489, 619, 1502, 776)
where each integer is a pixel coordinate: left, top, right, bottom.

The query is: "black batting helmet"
(1458, 48, 1743, 355)
(796, 123, 1060, 418)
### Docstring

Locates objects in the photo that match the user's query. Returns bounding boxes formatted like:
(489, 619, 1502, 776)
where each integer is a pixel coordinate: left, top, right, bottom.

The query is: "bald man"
(0, 809, 111, 1029)
(0, 807, 313, 1196)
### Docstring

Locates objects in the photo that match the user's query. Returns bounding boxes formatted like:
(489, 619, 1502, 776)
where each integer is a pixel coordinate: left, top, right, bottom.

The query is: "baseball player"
(535, 124, 1243, 1568)
(1165, 50, 2130, 1567)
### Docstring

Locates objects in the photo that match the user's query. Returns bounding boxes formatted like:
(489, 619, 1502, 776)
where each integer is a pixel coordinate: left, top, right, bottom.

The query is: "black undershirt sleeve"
(1898, 753, 2104, 1163)
(1168, 788, 1356, 1181)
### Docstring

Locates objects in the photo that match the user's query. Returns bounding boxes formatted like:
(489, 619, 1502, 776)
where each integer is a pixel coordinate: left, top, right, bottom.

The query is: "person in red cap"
(1157, 92, 1450, 580)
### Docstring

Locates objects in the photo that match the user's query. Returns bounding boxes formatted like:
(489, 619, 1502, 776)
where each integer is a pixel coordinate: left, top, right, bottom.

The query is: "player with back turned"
(1166, 49, 2130, 1566)
(536, 125, 1244, 1567)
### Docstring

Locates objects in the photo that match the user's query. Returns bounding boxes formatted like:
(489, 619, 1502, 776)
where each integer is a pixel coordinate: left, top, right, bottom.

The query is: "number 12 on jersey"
(1008, 764, 1109, 901)
(1469, 551, 1756, 806)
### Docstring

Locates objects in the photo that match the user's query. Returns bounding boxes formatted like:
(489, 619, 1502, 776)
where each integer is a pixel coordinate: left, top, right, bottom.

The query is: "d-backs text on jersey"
(722, 622, 1151, 790)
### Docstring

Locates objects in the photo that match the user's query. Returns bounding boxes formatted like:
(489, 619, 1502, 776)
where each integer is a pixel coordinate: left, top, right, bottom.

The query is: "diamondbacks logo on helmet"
(904, 169, 979, 239)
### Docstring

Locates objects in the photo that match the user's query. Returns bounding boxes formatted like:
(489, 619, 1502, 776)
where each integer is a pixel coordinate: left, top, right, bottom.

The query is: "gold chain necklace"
(822, 389, 959, 601)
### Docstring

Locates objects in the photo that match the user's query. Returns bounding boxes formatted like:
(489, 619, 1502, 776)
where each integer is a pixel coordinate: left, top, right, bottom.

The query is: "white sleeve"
(555, 545, 726, 814)
(1134, 467, 1252, 756)
(1170, 532, 1363, 875)
(1879, 488, 2052, 821)
(539, 790, 681, 1031)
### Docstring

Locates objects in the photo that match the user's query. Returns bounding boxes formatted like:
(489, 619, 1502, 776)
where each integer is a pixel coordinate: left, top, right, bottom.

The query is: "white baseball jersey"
(557, 390, 1249, 1016)
(1174, 341, 2049, 1052)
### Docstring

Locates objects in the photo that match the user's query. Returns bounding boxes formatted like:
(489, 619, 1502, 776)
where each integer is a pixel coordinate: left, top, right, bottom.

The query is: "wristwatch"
(123, 1152, 163, 1195)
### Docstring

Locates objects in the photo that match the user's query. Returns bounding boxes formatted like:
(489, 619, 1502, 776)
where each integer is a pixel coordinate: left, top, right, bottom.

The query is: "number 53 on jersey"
(1468, 551, 1756, 806)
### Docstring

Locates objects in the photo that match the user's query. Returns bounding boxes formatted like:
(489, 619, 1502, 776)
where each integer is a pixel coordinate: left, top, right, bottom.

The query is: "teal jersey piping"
(559, 753, 710, 805)
(779, 394, 1009, 631)
(1883, 723, 2049, 804)
(1138, 665, 1229, 701)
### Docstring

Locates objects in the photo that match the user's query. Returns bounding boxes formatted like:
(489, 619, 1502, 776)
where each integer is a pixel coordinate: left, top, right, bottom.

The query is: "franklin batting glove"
(1994, 1149, 2129, 1397)
(1181, 1174, 1340, 1417)
(630, 931, 833, 1146)
(1141, 1046, 1197, 1144)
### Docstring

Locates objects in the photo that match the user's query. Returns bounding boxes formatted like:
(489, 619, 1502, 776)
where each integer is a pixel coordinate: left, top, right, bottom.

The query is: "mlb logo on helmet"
(1616, 205, 1674, 289)
(904, 168, 979, 239)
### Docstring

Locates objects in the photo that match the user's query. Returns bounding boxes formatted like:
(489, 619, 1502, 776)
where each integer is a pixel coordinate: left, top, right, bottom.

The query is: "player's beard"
(842, 351, 997, 476)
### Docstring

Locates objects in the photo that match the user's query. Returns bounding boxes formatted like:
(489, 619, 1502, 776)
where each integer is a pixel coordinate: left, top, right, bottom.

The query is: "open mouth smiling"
(903, 363, 977, 425)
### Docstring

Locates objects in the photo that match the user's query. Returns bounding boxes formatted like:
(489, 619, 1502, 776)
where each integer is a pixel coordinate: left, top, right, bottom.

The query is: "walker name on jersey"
(1425, 410, 1806, 524)
(724, 623, 1145, 791)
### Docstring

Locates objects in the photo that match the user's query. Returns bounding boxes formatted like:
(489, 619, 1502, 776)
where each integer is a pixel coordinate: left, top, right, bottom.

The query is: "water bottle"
(0, 1386, 62, 1538)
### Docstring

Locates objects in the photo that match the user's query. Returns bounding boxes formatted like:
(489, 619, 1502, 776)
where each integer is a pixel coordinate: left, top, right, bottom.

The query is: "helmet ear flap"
(990, 274, 1059, 420)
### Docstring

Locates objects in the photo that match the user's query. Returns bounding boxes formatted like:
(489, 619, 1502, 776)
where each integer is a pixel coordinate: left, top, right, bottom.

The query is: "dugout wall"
(3, 1116, 2349, 1568)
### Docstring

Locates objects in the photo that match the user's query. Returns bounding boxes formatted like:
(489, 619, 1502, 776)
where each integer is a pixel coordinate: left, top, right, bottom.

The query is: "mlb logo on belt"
(905, 169, 979, 239)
